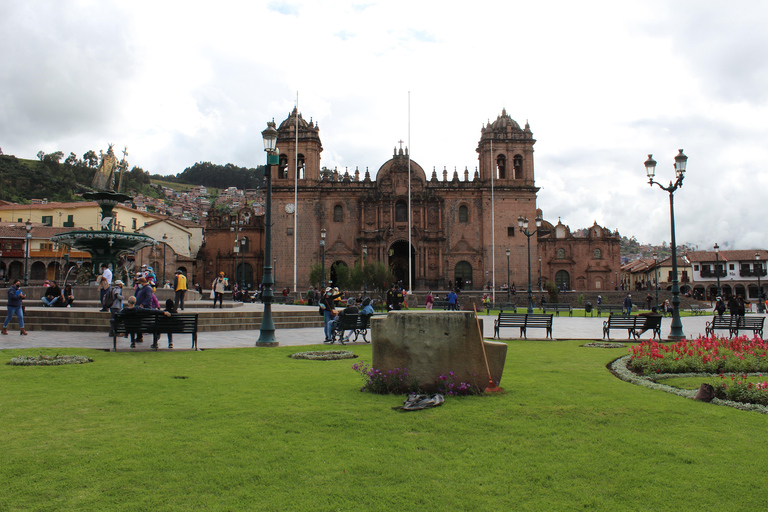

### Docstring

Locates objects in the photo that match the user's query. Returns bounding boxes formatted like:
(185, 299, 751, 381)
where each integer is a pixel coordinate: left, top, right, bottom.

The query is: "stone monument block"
(371, 311, 508, 392)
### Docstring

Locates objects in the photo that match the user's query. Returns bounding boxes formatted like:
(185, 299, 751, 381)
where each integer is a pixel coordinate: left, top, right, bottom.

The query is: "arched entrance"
(31, 261, 46, 282)
(555, 270, 570, 291)
(454, 261, 473, 290)
(235, 263, 254, 290)
(330, 261, 349, 289)
(388, 241, 415, 287)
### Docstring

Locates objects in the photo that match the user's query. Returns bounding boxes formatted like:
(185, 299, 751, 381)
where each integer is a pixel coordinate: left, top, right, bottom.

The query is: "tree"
(64, 152, 79, 166)
(308, 263, 327, 288)
(331, 262, 350, 289)
(83, 150, 98, 168)
(43, 151, 64, 165)
(37, 151, 45, 161)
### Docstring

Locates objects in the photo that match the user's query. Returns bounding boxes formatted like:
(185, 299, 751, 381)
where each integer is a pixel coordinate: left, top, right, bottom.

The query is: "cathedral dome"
(486, 108, 521, 131)
(278, 107, 313, 131)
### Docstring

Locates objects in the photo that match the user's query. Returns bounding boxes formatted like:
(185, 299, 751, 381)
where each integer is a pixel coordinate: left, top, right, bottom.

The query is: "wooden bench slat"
(112, 312, 199, 351)
(494, 312, 553, 339)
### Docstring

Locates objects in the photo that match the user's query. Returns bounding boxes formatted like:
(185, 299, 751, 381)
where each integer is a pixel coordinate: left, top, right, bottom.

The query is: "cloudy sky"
(2, 0, 767, 250)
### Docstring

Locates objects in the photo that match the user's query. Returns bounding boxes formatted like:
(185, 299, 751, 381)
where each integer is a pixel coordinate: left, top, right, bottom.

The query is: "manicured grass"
(3, 342, 768, 511)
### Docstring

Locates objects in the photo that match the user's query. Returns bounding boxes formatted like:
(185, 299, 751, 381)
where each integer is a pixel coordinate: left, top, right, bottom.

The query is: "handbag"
(210, 289, 216, 299)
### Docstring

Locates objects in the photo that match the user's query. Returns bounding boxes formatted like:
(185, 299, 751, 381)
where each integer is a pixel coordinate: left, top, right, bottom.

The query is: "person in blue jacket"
(3, 280, 27, 335)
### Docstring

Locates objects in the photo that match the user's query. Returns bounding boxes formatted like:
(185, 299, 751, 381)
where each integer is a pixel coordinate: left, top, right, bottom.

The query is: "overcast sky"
(2, 0, 767, 250)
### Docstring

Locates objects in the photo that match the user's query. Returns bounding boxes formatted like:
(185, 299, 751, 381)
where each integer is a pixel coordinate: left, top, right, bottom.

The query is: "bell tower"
(275, 107, 323, 182)
(476, 109, 536, 186)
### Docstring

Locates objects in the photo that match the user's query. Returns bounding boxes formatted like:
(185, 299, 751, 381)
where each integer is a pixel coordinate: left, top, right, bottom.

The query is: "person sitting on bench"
(636, 307, 662, 337)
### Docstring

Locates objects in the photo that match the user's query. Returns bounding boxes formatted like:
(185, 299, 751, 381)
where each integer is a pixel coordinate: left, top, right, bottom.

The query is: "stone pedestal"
(371, 311, 508, 392)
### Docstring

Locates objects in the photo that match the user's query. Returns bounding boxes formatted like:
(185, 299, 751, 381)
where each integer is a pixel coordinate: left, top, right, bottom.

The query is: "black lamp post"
(257, 120, 279, 347)
(653, 252, 659, 309)
(320, 228, 327, 288)
(162, 233, 168, 287)
(23, 219, 32, 285)
(714, 243, 722, 299)
(538, 256, 542, 291)
(506, 248, 511, 304)
(241, 238, 246, 290)
(518, 214, 543, 314)
(362, 244, 368, 295)
(645, 149, 687, 340)
(756, 252, 764, 313)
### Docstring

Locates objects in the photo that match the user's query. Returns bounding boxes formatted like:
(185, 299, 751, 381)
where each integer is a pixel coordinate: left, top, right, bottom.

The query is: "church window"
(513, 155, 523, 179)
(557, 248, 566, 259)
(459, 205, 469, 223)
(507, 227, 515, 237)
(594, 248, 602, 259)
(395, 200, 408, 222)
(496, 154, 506, 179)
(278, 154, 288, 179)
(333, 205, 343, 223)
(297, 154, 305, 179)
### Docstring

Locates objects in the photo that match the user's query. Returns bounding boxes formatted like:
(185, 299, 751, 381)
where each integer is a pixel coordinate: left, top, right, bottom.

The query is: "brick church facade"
(198, 108, 620, 293)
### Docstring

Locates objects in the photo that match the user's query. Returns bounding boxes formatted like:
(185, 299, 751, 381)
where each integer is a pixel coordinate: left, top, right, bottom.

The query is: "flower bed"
(8, 354, 93, 366)
(290, 350, 356, 361)
(582, 342, 625, 349)
(628, 335, 768, 375)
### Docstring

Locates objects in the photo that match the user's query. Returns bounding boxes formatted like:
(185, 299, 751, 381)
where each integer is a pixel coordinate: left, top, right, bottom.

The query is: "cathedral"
(197, 108, 620, 293)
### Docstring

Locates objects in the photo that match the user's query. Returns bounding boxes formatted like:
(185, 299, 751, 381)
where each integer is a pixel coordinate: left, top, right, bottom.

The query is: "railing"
(700, 269, 727, 278)
(739, 269, 768, 277)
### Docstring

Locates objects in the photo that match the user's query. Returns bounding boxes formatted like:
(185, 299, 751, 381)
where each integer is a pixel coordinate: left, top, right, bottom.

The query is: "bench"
(330, 313, 374, 344)
(482, 302, 516, 314)
(597, 304, 624, 316)
(689, 304, 704, 315)
(602, 314, 663, 340)
(541, 303, 573, 317)
(112, 312, 199, 352)
(493, 312, 553, 339)
(705, 315, 765, 338)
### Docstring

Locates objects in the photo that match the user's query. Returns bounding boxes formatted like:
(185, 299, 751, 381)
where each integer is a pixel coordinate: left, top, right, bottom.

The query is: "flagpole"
(408, 91, 412, 294)
(293, 91, 298, 296)
(491, 139, 495, 304)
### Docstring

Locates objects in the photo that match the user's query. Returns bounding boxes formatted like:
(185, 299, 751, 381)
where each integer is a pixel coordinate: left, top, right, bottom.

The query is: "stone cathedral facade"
(201, 108, 620, 293)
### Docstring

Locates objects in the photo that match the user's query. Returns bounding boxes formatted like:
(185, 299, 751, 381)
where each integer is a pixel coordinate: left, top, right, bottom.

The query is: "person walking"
(425, 291, 434, 311)
(623, 293, 633, 315)
(173, 269, 187, 311)
(97, 263, 112, 311)
(3, 279, 27, 335)
(108, 280, 125, 337)
(212, 272, 228, 309)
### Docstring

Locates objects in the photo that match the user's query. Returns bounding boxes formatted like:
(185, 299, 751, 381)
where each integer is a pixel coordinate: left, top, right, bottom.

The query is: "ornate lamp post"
(538, 256, 542, 291)
(257, 120, 279, 347)
(362, 244, 368, 295)
(162, 233, 168, 287)
(23, 219, 32, 285)
(645, 149, 687, 340)
(320, 228, 327, 288)
(653, 252, 659, 309)
(714, 243, 722, 299)
(241, 238, 246, 290)
(506, 248, 511, 303)
(756, 252, 764, 313)
(518, 214, 543, 314)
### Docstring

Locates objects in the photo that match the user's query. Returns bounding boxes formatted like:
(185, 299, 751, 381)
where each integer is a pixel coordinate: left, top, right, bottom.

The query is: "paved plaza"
(0, 303, 740, 351)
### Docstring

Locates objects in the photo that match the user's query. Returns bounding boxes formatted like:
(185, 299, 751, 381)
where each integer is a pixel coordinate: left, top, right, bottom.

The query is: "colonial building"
(196, 108, 621, 293)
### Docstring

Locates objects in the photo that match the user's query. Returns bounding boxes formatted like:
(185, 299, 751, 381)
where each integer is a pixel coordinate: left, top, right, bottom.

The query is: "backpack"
(102, 287, 115, 308)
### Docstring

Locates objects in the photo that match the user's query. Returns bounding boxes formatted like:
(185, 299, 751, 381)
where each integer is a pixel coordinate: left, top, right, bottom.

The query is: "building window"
(40, 243, 54, 251)
(513, 155, 523, 178)
(729, 263, 735, 271)
(132, 218, 137, 230)
(557, 249, 565, 259)
(593, 248, 602, 259)
(507, 227, 515, 237)
(395, 201, 408, 222)
(41, 216, 53, 226)
(286, 228, 293, 236)
(459, 205, 469, 223)
(333, 205, 343, 223)
(63, 215, 74, 228)
(496, 154, 506, 179)
(694, 264, 699, 271)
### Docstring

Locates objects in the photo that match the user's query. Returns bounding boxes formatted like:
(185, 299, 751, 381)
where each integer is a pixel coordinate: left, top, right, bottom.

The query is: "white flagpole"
(293, 91, 298, 296)
(408, 91, 412, 294)
(491, 139, 495, 304)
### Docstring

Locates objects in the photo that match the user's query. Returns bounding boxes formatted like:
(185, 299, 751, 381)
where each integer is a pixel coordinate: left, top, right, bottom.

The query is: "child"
(119, 296, 139, 348)
(163, 299, 177, 349)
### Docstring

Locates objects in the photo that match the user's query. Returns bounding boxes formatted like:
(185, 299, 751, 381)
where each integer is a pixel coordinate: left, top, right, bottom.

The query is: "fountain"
(51, 145, 155, 281)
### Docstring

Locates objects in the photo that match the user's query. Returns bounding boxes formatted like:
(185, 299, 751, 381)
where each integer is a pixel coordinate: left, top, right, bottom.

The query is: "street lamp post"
(320, 229, 327, 289)
(23, 220, 32, 285)
(257, 120, 279, 347)
(653, 252, 659, 309)
(756, 252, 764, 313)
(714, 243, 722, 299)
(241, 238, 246, 290)
(518, 215, 543, 314)
(538, 256, 542, 291)
(362, 244, 368, 296)
(506, 249, 511, 304)
(645, 149, 688, 340)
(162, 233, 168, 287)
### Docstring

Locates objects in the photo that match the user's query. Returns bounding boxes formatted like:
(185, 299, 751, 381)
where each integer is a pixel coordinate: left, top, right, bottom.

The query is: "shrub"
(711, 374, 768, 406)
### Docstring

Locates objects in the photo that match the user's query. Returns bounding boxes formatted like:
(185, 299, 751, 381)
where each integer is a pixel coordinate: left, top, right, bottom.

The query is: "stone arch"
(555, 270, 570, 291)
(454, 261, 473, 290)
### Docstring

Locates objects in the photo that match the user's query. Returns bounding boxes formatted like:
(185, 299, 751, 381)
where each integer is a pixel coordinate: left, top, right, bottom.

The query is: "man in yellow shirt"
(173, 269, 187, 311)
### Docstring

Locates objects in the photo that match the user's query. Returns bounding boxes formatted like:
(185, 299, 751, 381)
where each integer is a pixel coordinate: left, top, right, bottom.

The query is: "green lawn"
(2, 342, 768, 511)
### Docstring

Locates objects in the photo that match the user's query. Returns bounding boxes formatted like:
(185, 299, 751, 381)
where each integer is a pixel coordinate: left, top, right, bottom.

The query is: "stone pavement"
(0, 309, 736, 351)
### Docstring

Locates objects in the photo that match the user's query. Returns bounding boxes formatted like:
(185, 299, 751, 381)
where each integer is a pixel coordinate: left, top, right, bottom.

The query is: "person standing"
(173, 269, 187, 311)
(623, 293, 633, 315)
(3, 280, 27, 335)
(425, 291, 434, 311)
(447, 289, 458, 311)
(646, 293, 653, 311)
(320, 287, 338, 342)
(108, 280, 125, 337)
(714, 296, 726, 317)
(212, 272, 228, 309)
(97, 263, 112, 312)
